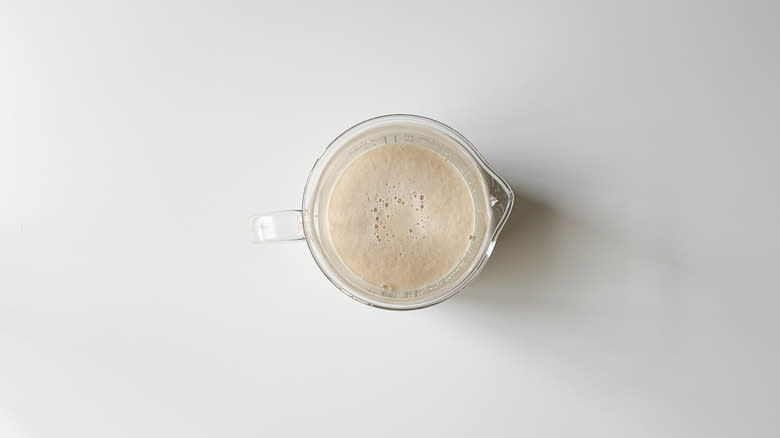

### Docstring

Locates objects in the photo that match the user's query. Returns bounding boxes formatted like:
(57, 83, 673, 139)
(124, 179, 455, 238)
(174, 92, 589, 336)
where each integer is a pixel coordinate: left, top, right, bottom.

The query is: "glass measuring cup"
(250, 114, 514, 310)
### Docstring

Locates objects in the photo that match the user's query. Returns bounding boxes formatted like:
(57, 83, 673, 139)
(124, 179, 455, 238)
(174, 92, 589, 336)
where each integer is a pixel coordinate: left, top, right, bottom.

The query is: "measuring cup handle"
(249, 210, 305, 243)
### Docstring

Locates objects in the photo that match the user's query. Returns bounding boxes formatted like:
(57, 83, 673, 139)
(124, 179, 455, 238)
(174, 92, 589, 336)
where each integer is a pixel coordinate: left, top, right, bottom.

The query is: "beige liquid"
(327, 144, 475, 291)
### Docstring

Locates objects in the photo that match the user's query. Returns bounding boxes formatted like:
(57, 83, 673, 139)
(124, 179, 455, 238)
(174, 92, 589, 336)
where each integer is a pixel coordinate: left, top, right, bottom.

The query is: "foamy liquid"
(327, 144, 475, 291)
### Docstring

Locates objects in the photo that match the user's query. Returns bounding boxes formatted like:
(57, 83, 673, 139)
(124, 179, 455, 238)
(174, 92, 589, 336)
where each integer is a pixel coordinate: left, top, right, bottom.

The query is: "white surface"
(2, 1, 779, 437)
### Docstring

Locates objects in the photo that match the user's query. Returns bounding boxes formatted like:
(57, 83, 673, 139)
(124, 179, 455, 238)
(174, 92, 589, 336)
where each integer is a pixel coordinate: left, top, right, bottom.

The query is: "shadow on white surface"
(459, 184, 687, 313)
(445, 182, 702, 412)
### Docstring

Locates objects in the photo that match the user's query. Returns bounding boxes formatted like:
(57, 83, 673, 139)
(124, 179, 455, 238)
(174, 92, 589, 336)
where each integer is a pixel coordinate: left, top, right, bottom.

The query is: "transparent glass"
(250, 114, 513, 310)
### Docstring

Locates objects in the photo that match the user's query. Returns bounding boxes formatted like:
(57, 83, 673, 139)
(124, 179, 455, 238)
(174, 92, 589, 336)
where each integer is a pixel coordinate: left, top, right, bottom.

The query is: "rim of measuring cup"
(300, 114, 513, 310)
